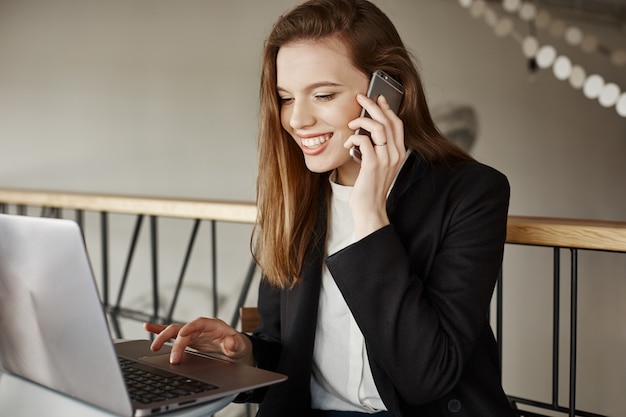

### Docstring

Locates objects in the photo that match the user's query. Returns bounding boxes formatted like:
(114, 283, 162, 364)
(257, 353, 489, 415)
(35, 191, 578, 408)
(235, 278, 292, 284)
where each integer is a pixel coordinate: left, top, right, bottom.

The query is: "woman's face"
(276, 37, 369, 185)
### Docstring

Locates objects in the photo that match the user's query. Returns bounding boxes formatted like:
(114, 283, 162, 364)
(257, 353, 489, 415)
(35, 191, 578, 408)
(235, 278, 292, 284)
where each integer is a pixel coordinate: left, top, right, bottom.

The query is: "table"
(0, 370, 236, 417)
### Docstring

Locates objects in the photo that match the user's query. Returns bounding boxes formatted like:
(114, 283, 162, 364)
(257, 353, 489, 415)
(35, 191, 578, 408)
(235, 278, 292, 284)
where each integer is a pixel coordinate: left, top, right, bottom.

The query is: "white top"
(310, 178, 387, 413)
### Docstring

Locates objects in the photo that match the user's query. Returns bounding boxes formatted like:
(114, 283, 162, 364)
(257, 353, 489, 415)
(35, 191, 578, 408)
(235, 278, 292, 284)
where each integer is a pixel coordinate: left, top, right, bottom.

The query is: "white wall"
(0, 1, 624, 416)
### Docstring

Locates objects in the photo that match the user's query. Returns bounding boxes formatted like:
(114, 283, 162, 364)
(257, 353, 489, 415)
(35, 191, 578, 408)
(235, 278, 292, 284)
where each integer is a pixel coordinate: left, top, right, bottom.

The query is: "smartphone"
(350, 70, 404, 163)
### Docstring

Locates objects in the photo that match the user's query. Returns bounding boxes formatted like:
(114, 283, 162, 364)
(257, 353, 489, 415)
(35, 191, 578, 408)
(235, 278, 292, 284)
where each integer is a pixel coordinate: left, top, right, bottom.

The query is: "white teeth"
(301, 135, 331, 148)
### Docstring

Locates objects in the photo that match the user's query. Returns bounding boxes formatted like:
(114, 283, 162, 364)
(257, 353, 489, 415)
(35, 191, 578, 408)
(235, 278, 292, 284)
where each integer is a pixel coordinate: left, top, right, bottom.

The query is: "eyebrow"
(276, 81, 343, 94)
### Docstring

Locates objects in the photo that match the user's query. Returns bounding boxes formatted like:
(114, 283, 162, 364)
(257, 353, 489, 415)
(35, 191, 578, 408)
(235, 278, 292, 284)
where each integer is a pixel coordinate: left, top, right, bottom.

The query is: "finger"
(167, 319, 211, 363)
(356, 94, 392, 144)
(149, 323, 182, 352)
(220, 334, 247, 358)
(377, 95, 404, 153)
(169, 329, 194, 364)
(220, 335, 237, 356)
(356, 93, 386, 121)
(349, 96, 392, 150)
(169, 318, 232, 363)
(143, 322, 167, 335)
(176, 317, 229, 340)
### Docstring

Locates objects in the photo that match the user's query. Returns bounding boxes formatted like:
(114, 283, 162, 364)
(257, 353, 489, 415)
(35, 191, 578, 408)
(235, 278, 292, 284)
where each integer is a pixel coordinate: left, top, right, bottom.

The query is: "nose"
(288, 99, 315, 130)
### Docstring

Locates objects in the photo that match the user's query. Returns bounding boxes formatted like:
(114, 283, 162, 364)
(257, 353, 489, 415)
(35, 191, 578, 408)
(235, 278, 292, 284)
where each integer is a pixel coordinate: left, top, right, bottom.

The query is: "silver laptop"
(0, 213, 286, 416)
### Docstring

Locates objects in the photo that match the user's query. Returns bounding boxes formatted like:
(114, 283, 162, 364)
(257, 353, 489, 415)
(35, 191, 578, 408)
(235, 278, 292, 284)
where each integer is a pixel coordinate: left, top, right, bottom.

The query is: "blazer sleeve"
(325, 162, 510, 405)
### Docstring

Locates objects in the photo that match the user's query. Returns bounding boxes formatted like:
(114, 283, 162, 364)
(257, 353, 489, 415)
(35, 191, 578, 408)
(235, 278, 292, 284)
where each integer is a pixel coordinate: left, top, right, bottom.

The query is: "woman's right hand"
(143, 317, 254, 366)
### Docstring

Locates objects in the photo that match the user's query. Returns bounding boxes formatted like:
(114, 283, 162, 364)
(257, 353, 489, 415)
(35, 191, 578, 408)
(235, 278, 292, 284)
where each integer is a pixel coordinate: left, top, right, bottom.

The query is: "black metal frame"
(498, 246, 608, 417)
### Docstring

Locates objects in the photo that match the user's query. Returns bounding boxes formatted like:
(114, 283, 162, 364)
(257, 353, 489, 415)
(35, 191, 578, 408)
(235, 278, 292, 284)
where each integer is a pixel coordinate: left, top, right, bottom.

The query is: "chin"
(304, 162, 332, 174)
(304, 156, 353, 175)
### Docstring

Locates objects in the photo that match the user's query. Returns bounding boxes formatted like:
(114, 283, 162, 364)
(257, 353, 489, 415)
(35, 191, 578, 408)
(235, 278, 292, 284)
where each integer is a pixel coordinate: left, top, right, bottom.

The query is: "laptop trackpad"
(139, 351, 230, 374)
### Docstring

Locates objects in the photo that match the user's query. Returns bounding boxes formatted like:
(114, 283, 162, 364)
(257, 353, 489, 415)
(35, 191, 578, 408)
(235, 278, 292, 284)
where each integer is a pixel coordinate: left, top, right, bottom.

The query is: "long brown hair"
(253, 0, 472, 288)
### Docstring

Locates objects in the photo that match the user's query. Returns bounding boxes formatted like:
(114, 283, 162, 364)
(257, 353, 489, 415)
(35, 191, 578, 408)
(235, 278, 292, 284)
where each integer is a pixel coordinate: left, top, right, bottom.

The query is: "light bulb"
(553, 56, 572, 81)
(583, 74, 605, 99)
(535, 10, 551, 29)
(494, 18, 514, 37)
(536, 45, 557, 69)
(470, 0, 486, 18)
(616, 93, 626, 117)
(502, 0, 521, 13)
(564, 27, 583, 46)
(581, 35, 598, 53)
(549, 20, 566, 38)
(522, 36, 539, 58)
(598, 83, 620, 108)
(484, 8, 498, 27)
(569, 65, 586, 89)
(610, 49, 626, 66)
(519, 3, 537, 21)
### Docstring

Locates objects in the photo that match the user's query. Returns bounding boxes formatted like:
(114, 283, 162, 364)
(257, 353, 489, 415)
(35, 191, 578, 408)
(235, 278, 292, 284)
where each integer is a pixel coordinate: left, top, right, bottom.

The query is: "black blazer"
(243, 153, 517, 417)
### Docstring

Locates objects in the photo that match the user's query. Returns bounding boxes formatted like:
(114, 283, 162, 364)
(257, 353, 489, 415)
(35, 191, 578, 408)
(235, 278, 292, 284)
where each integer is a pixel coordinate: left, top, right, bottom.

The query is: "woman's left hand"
(345, 93, 406, 239)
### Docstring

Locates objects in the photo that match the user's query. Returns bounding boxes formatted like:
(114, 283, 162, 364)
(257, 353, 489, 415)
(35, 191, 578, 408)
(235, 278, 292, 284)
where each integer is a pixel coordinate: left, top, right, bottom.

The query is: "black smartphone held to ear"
(350, 70, 404, 163)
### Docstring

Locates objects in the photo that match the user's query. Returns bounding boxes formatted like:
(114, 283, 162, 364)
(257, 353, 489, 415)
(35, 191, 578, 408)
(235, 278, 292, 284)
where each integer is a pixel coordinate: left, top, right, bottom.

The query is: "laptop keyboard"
(119, 357, 219, 404)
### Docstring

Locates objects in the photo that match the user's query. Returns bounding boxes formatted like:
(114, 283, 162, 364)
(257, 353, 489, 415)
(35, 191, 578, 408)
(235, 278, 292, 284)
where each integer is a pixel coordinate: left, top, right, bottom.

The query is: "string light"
(458, 0, 626, 118)
(569, 66, 586, 89)
(616, 94, 626, 117)
(599, 83, 621, 108)
(583, 74, 605, 100)
(553, 56, 572, 80)
(536, 45, 557, 68)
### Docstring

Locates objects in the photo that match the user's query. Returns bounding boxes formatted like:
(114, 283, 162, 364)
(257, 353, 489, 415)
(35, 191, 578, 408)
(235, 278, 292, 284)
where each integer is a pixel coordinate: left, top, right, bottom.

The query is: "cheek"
(330, 101, 362, 128)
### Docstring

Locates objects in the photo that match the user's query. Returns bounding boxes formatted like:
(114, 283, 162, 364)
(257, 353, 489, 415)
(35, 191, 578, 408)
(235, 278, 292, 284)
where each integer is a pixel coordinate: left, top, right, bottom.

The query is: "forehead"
(276, 38, 362, 87)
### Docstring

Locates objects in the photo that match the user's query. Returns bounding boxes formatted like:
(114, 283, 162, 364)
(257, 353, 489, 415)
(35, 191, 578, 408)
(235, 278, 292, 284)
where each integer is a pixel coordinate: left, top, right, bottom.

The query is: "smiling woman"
(144, 1, 516, 416)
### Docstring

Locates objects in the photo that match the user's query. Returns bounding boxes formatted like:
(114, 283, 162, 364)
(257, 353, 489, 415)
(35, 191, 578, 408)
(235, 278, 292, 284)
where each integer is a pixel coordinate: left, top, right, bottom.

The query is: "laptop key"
(119, 356, 219, 403)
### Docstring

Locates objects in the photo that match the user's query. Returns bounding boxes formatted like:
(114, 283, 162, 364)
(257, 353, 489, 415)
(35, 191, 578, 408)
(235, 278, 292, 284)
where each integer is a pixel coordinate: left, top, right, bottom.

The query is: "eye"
(315, 93, 335, 102)
(279, 96, 293, 105)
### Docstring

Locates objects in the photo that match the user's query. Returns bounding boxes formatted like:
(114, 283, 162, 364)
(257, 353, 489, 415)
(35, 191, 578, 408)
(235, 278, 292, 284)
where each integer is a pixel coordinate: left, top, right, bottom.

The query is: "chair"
(240, 306, 260, 334)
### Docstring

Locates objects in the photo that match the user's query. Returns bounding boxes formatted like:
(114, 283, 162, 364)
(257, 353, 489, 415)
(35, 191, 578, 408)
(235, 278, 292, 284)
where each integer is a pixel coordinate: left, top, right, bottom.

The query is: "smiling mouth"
(301, 134, 332, 149)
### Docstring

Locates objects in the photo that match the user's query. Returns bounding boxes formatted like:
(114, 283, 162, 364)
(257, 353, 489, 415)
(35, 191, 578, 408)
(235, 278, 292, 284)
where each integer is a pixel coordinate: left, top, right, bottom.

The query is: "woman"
(145, 0, 516, 416)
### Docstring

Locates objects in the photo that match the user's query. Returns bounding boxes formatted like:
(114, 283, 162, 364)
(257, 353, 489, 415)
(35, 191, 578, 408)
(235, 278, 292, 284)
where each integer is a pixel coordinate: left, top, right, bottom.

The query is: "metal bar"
(76, 210, 84, 231)
(41, 206, 60, 218)
(508, 395, 606, 417)
(114, 215, 144, 308)
(230, 258, 258, 328)
(211, 220, 218, 317)
(105, 306, 156, 324)
(101, 212, 110, 308)
(552, 248, 560, 408)
(150, 216, 159, 322)
(569, 249, 578, 417)
(166, 219, 201, 323)
(101, 211, 123, 338)
(506, 246, 609, 417)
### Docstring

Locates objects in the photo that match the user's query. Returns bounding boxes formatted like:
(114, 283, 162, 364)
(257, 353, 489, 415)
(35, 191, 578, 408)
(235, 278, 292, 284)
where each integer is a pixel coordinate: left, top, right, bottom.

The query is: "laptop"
(0, 213, 286, 416)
